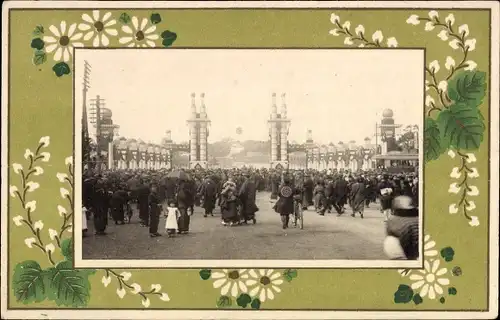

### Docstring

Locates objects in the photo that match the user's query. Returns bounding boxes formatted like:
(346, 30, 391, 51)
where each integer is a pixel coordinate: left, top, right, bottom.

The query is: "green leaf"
(46, 261, 91, 307)
(119, 13, 131, 24)
(150, 13, 162, 25)
(236, 293, 252, 308)
(31, 38, 45, 50)
(33, 25, 44, 36)
(440, 247, 455, 262)
(437, 102, 485, 151)
(448, 287, 457, 295)
(447, 70, 487, 107)
(52, 62, 71, 77)
(161, 30, 177, 47)
(283, 269, 298, 282)
(216, 295, 232, 308)
(199, 269, 211, 280)
(439, 297, 446, 304)
(60, 238, 73, 261)
(250, 298, 261, 309)
(412, 294, 423, 305)
(33, 50, 47, 66)
(423, 117, 443, 162)
(12, 260, 48, 304)
(393, 284, 414, 303)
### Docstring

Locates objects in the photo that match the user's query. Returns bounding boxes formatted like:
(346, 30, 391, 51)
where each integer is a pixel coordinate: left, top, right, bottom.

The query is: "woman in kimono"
(349, 177, 366, 218)
(220, 179, 239, 226)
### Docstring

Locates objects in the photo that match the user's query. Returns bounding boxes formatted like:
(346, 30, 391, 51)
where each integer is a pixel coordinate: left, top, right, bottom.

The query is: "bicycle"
(293, 196, 304, 229)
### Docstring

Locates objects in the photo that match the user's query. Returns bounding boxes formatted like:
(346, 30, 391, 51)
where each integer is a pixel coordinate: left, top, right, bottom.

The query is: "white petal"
(266, 288, 275, 300)
(105, 19, 117, 27)
(249, 286, 260, 297)
(431, 260, 440, 273)
(144, 25, 157, 34)
(249, 270, 258, 278)
(84, 31, 95, 41)
(220, 282, 231, 295)
(238, 281, 247, 293)
(140, 18, 148, 31)
(424, 260, 431, 272)
(105, 28, 118, 36)
(63, 48, 70, 62)
(102, 12, 112, 22)
(146, 33, 159, 40)
(466, 153, 477, 163)
(437, 277, 450, 285)
(437, 30, 449, 41)
(458, 24, 470, 37)
(70, 33, 83, 41)
(245, 279, 257, 286)
(230, 282, 238, 297)
(424, 21, 435, 31)
(132, 16, 139, 30)
(466, 201, 477, 211)
(122, 25, 133, 34)
(93, 35, 100, 47)
(211, 272, 225, 279)
(82, 13, 94, 24)
(146, 40, 156, 47)
(467, 185, 479, 196)
(68, 23, 77, 37)
(272, 279, 283, 285)
(119, 37, 133, 44)
(78, 23, 91, 31)
(411, 280, 425, 289)
(213, 279, 226, 289)
(465, 38, 476, 51)
(43, 36, 58, 44)
(60, 21, 67, 35)
(54, 47, 63, 61)
(270, 272, 281, 280)
(434, 283, 443, 295)
(424, 240, 436, 250)
(420, 283, 429, 297)
(428, 285, 436, 299)
(272, 285, 281, 293)
(259, 288, 267, 302)
(409, 274, 424, 281)
(329, 29, 339, 36)
(49, 25, 60, 37)
(436, 268, 447, 276)
(92, 10, 100, 21)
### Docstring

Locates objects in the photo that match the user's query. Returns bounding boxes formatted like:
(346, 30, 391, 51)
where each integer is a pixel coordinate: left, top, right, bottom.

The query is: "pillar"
(271, 124, 278, 162)
(108, 142, 114, 170)
(280, 124, 287, 162)
(200, 123, 207, 162)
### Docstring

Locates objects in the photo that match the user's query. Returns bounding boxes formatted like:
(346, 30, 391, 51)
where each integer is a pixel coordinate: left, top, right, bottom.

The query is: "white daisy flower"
(246, 269, 283, 302)
(78, 10, 118, 47)
(119, 16, 159, 48)
(212, 269, 249, 298)
(410, 259, 450, 300)
(423, 234, 438, 257)
(43, 21, 83, 62)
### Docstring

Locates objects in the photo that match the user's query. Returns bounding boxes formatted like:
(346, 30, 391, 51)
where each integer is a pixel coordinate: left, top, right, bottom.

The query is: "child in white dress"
(164, 202, 180, 237)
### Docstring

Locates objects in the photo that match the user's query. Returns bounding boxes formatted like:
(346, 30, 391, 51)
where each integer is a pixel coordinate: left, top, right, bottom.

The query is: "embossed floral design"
(329, 13, 398, 48)
(211, 269, 250, 297)
(78, 10, 118, 47)
(409, 260, 450, 300)
(119, 16, 160, 47)
(246, 269, 284, 302)
(43, 21, 83, 62)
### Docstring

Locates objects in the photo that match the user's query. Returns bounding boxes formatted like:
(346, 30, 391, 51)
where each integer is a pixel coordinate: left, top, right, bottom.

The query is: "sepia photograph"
(74, 48, 424, 267)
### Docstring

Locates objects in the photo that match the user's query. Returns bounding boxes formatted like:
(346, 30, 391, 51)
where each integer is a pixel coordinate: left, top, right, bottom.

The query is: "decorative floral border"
(5, 7, 491, 310)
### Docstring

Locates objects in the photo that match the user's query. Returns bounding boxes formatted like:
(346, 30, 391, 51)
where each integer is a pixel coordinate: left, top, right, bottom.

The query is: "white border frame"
(2, 1, 498, 319)
(72, 47, 424, 269)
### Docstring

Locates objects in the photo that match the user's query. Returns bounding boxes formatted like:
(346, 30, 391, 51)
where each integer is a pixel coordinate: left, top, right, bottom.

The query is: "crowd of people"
(82, 166, 419, 259)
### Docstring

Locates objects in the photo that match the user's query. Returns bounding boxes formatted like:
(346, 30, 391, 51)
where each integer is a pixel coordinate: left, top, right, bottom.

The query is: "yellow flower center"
(135, 30, 145, 41)
(426, 273, 436, 283)
(260, 276, 271, 286)
(59, 36, 70, 46)
(94, 21, 104, 32)
(228, 270, 239, 280)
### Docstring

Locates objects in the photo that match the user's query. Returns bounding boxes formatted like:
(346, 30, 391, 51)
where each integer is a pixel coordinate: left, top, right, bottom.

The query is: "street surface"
(82, 192, 387, 260)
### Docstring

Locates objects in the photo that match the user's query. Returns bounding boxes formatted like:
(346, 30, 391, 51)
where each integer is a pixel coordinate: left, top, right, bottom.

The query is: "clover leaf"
(393, 284, 414, 303)
(250, 298, 261, 309)
(199, 269, 211, 280)
(119, 13, 131, 24)
(161, 30, 177, 47)
(12, 260, 48, 304)
(236, 293, 252, 308)
(61, 238, 73, 261)
(45, 261, 91, 307)
(52, 62, 71, 77)
(31, 38, 45, 50)
(447, 70, 487, 107)
(150, 13, 162, 25)
(448, 287, 457, 295)
(216, 295, 232, 308)
(440, 247, 455, 262)
(423, 117, 443, 162)
(412, 293, 423, 305)
(33, 50, 47, 66)
(437, 102, 485, 151)
(283, 269, 298, 282)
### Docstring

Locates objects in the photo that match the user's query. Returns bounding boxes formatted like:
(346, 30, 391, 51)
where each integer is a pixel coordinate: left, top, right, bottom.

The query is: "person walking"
(274, 176, 295, 229)
(148, 183, 162, 237)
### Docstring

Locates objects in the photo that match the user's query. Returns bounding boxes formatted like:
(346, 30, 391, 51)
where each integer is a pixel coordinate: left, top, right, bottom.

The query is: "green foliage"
(150, 13, 162, 25)
(448, 287, 457, 295)
(60, 238, 73, 261)
(30, 38, 45, 50)
(119, 13, 131, 24)
(447, 70, 487, 107)
(437, 102, 485, 150)
(45, 261, 91, 307)
(52, 62, 71, 77)
(423, 117, 443, 162)
(439, 297, 446, 304)
(32, 25, 44, 36)
(12, 260, 48, 304)
(283, 269, 298, 282)
(33, 50, 47, 66)
(412, 294, 423, 305)
(236, 293, 252, 308)
(161, 30, 177, 47)
(199, 269, 211, 280)
(393, 284, 414, 303)
(216, 295, 232, 308)
(250, 298, 261, 309)
(440, 247, 455, 262)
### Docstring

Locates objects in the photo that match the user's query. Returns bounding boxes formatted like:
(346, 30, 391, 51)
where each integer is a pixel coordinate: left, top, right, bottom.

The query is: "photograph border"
(2, 1, 498, 319)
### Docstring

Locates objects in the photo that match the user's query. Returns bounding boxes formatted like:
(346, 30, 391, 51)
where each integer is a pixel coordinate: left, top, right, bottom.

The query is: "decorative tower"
(268, 93, 290, 169)
(379, 108, 402, 168)
(186, 93, 210, 169)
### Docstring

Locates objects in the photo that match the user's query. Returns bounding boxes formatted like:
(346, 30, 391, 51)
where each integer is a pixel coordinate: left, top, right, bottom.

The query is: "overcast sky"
(75, 49, 423, 145)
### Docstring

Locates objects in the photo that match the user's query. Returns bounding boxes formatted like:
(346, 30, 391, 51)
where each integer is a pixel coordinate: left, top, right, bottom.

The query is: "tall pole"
(82, 60, 91, 164)
(375, 122, 379, 168)
(90, 95, 105, 174)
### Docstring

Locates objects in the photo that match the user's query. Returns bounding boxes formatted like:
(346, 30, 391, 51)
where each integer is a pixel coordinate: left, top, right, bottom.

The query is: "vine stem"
(455, 150, 474, 221)
(105, 269, 163, 301)
(335, 21, 381, 47)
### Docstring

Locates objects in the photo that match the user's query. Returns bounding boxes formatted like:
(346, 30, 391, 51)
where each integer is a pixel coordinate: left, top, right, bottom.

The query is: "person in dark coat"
(148, 183, 162, 237)
(110, 187, 129, 225)
(273, 176, 295, 229)
(325, 178, 334, 213)
(333, 176, 348, 215)
(176, 180, 192, 234)
(137, 181, 150, 227)
(200, 177, 217, 217)
(384, 195, 419, 260)
(238, 174, 258, 224)
(349, 177, 366, 218)
(303, 175, 314, 208)
(378, 174, 395, 222)
(92, 180, 109, 235)
(220, 179, 239, 226)
(270, 173, 280, 200)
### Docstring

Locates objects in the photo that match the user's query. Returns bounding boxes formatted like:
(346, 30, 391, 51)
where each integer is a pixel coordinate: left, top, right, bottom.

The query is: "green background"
(7, 9, 491, 310)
